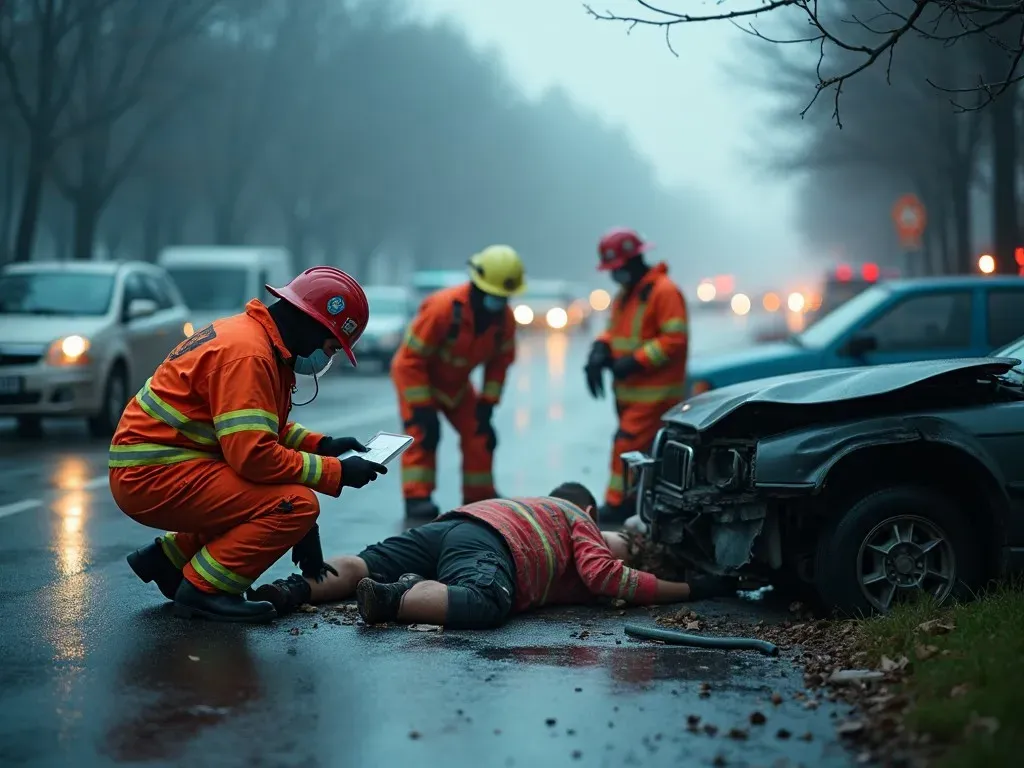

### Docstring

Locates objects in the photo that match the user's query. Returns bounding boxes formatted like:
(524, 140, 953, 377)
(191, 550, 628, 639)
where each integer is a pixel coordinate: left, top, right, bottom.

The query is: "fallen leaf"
(828, 669, 885, 684)
(187, 655, 200, 662)
(749, 711, 767, 725)
(879, 655, 909, 672)
(770, 692, 783, 706)
(297, 604, 318, 613)
(727, 728, 748, 740)
(916, 619, 955, 636)
(685, 621, 701, 631)
(837, 720, 865, 738)
(408, 624, 442, 632)
(950, 684, 970, 698)
(915, 643, 939, 661)
(699, 682, 711, 692)
(804, 700, 819, 710)
(964, 713, 999, 736)
(799, 732, 813, 742)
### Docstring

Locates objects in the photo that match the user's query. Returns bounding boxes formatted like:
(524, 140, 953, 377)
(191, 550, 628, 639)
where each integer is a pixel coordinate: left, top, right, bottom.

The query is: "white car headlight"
(47, 335, 91, 366)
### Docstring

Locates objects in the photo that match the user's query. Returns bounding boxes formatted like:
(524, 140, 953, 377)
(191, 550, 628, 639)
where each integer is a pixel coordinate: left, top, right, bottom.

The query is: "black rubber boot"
(355, 577, 415, 624)
(126, 539, 184, 601)
(405, 497, 440, 519)
(398, 573, 425, 588)
(246, 574, 312, 618)
(172, 580, 276, 623)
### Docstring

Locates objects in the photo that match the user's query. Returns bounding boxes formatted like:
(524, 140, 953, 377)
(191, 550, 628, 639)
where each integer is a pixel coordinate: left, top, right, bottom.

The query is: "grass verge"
(856, 586, 1024, 767)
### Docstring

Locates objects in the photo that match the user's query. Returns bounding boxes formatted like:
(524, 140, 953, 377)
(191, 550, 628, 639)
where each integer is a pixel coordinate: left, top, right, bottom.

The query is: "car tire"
(88, 362, 128, 438)
(813, 485, 982, 618)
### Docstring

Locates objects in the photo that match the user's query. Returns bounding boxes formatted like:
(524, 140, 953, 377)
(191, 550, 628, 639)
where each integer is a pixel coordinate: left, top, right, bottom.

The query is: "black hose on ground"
(624, 623, 779, 657)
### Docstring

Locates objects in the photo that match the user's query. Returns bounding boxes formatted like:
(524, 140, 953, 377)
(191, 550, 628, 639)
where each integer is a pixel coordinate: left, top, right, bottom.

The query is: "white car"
(357, 285, 416, 371)
(0, 260, 189, 437)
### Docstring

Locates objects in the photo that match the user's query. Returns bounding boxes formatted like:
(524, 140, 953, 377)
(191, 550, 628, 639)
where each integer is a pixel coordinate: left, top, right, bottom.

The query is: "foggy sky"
(409, 0, 809, 287)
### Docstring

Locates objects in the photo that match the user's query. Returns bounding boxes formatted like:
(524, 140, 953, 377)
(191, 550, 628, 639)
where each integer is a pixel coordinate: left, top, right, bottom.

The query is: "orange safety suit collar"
(618, 262, 667, 302)
(244, 300, 293, 364)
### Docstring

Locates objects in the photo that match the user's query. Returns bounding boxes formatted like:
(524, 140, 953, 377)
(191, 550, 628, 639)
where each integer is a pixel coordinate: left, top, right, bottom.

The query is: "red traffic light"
(835, 264, 853, 281)
(861, 262, 880, 282)
(1015, 247, 1024, 266)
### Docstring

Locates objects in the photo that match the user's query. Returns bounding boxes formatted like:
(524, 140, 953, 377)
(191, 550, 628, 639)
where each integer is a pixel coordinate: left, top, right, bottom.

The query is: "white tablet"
(339, 431, 414, 465)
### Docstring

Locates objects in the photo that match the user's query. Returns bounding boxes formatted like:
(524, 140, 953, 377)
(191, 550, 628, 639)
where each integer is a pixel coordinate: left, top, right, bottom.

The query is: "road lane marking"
(0, 499, 42, 519)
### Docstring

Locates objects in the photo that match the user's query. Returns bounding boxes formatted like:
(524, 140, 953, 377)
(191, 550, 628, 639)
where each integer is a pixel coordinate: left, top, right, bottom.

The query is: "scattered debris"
(288, 627, 300, 636)
(408, 624, 442, 632)
(749, 711, 766, 726)
(837, 720, 866, 738)
(963, 713, 999, 737)
(829, 669, 885, 684)
(297, 604, 318, 613)
(408, 731, 421, 740)
(916, 619, 955, 636)
(187, 655, 200, 662)
(571, 750, 582, 760)
(703, 724, 719, 737)
(776, 728, 791, 740)
(726, 727, 748, 740)
(770, 692, 783, 706)
(712, 755, 727, 767)
(545, 718, 557, 727)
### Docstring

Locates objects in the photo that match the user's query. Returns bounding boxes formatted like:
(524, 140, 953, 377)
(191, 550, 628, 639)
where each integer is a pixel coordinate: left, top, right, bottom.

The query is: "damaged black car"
(623, 337, 1024, 616)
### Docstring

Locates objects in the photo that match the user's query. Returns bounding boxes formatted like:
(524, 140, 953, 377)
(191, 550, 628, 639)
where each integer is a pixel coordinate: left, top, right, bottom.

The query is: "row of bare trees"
(595, 0, 1024, 275)
(0, 0, 707, 281)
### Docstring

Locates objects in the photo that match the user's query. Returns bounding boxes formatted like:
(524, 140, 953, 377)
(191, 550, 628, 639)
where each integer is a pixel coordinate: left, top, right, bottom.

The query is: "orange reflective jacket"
(596, 262, 689, 405)
(109, 300, 343, 496)
(391, 282, 516, 409)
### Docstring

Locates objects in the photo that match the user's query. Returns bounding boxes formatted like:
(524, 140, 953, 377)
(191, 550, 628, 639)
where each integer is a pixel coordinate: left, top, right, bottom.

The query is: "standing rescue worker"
(392, 245, 525, 519)
(584, 228, 689, 522)
(110, 267, 389, 624)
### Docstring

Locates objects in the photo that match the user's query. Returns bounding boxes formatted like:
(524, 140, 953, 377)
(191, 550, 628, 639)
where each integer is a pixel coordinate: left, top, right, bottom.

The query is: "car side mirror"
(126, 298, 158, 321)
(842, 332, 877, 357)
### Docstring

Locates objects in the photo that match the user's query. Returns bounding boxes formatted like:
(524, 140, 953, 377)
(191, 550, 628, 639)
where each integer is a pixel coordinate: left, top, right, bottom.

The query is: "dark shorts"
(358, 515, 517, 629)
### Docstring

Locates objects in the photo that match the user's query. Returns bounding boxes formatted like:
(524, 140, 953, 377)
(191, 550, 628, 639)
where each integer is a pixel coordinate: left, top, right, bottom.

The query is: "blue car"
(687, 276, 1024, 397)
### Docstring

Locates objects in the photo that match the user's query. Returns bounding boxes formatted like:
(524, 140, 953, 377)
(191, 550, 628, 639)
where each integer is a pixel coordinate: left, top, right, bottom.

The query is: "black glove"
(340, 455, 388, 488)
(317, 436, 368, 457)
(291, 523, 338, 582)
(585, 340, 612, 399)
(611, 355, 643, 381)
(476, 401, 497, 452)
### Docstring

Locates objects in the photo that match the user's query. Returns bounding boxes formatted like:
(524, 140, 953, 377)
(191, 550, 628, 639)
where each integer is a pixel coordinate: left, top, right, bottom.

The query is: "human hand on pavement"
(340, 456, 388, 488)
(291, 523, 338, 582)
(475, 401, 497, 452)
(611, 355, 643, 381)
(318, 436, 368, 457)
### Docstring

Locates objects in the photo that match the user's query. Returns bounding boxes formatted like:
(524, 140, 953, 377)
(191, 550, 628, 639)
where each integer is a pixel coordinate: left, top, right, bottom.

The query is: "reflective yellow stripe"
(212, 408, 278, 439)
(108, 442, 217, 468)
(159, 533, 189, 569)
(136, 378, 217, 445)
(404, 386, 432, 405)
(613, 383, 685, 404)
(482, 381, 502, 399)
(433, 385, 467, 409)
(610, 299, 650, 353)
(505, 499, 557, 604)
(439, 348, 470, 366)
(404, 331, 435, 356)
(299, 451, 324, 486)
(463, 471, 494, 488)
(661, 318, 687, 333)
(190, 546, 252, 594)
(608, 471, 625, 492)
(402, 467, 436, 483)
(283, 423, 310, 448)
(642, 339, 668, 367)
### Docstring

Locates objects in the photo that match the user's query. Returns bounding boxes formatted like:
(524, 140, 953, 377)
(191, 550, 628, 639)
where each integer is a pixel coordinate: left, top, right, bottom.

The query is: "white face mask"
(294, 349, 334, 377)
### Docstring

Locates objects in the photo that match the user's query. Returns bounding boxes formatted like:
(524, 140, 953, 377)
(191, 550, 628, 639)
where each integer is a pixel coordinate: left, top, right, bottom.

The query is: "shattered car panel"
(627, 356, 1024, 582)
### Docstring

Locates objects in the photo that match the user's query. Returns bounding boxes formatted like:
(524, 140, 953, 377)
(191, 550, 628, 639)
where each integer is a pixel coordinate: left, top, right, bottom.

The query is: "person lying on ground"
(248, 481, 734, 628)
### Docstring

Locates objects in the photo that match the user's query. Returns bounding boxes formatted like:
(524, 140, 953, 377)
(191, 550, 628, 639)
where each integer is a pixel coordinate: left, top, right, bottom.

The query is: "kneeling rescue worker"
(585, 228, 689, 523)
(391, 245, 525, 519)
(109, 267, 389, 624)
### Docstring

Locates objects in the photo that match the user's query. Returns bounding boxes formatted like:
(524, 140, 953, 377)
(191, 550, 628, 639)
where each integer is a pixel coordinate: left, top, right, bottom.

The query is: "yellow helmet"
(467, 245, 527, 297)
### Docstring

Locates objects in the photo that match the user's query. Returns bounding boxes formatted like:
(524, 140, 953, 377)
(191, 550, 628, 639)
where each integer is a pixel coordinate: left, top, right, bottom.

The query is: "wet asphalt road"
(0, 315, 856, 768)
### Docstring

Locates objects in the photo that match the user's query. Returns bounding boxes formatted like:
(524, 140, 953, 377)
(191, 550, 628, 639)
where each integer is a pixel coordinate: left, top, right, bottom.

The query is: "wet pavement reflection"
(0, 327, 855, 767)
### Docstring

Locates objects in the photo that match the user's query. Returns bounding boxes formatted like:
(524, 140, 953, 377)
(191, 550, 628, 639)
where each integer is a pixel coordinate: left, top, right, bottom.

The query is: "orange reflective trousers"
(110, 459, 319, 595)
(399, 389, 497, 503)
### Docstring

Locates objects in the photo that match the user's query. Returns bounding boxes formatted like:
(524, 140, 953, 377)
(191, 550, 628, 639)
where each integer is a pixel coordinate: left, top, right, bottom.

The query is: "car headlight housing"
(705, 447, 749, 490)
(47, 335, 91, 366)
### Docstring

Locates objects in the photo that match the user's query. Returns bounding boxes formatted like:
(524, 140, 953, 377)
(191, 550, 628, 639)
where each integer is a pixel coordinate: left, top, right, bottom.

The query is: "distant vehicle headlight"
(514, 305, 534, 325)
(546, 307, 568, 329)
(47, 335, 91, 366)
(183, 322, 195, 337)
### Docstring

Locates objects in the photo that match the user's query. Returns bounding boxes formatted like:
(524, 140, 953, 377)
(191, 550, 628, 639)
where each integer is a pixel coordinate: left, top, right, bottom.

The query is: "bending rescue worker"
(585, 228, 689, 522)
(109, 267, 389, 624)
(250, 482, 732, 627)
(391, 245, 525, 519)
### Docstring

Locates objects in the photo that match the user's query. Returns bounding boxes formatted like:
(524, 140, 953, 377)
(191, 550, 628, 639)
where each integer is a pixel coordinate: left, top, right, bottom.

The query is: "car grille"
(659, 440, 694, 490)
(0, 392, 41, 405)
(0, 352, 42, 367)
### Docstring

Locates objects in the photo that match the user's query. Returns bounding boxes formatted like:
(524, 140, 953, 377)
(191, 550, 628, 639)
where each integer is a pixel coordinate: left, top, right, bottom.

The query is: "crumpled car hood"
(665, 357, 1019, 432)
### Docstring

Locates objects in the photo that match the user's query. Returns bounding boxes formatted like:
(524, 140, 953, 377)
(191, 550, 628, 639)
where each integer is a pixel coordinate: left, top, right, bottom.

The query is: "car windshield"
(0, 271, 115, 316)
(165, 266, 250, 311)
(796, 284, 894, 348)
(366, 294, 408, 315)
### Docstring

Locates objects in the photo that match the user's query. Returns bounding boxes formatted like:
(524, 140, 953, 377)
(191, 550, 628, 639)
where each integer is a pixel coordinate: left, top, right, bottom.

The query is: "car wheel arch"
(815, 439, 1009, 572)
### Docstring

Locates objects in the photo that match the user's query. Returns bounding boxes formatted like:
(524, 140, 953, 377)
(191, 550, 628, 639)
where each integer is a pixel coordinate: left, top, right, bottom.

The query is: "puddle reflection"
(476, 644, 732, 689)
(545, 333, 567, 384)
(514, 406, 530, 433)
(103, 630, 266, 763)
(55, 455, 91, 491)
(547, 402, 563, 421)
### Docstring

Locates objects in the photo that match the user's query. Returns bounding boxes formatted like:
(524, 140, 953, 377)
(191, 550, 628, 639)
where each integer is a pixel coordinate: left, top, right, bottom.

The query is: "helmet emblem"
(603, 248, 616, 260)
(341, 318, 358, 335)
(326, 296, 345, 315)
(622, 238, 635, 252)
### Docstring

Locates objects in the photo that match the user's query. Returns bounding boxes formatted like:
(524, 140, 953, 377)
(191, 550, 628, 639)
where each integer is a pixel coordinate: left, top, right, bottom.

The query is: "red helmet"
(597, 227, 652, 271)
(266, 266, 369, 367)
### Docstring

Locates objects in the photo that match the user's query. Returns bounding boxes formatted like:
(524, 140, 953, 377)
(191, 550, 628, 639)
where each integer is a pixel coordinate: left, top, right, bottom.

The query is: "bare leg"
(395, 580, 449, 624)
(307, 556, 370, 603)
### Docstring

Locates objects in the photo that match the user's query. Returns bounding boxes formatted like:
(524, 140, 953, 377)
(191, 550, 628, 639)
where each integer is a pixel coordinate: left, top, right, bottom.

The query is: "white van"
(157, 246, 294, 334)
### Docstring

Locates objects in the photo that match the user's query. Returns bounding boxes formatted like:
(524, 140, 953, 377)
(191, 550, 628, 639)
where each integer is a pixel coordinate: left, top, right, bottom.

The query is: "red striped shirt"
(442, 497, 658, 613)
